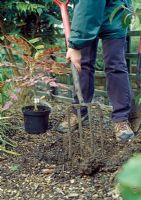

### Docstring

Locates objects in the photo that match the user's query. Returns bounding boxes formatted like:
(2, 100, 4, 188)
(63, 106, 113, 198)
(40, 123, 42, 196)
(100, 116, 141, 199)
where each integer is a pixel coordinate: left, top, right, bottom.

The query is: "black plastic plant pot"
(22, 105, 51, 134)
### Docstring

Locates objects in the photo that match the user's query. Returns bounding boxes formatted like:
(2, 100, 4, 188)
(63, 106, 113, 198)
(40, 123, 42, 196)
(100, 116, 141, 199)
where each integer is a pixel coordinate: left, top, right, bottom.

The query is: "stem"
(34, 101, 38, 111)
(33, 91, 38, 111)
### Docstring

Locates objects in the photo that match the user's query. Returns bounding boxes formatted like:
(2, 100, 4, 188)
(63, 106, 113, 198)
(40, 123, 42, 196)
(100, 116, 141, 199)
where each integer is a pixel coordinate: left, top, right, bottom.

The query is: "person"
(58, 0, 140, 142)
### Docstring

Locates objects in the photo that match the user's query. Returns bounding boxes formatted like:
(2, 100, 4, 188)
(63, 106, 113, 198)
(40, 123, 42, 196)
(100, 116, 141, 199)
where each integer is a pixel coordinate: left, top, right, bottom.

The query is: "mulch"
(0, 102, 141, 200)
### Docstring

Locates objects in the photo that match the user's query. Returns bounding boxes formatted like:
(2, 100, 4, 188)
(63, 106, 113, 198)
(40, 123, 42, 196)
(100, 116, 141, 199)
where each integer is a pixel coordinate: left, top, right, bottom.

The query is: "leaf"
(117, 154, 141, 200)
(49, 81, 58, 87)
(118, 184, 141, 200)
(0, 36, 4, 41)
(15, 2, 45, 13)
(28, 37, 42, 44)
(0, 145, 20, 156)
(5, 35, 32, 56)
(122, 12, 132, 28)
(118, 154, 141, 187)
(0, 63, 4, 67)
(1, 134, 17, 148)
(35, 45, 45, 50)
(34, 50, 44, 59)
(37, 8, 43, 16)
(109, 5, 124, 24)
(135, 93, 141, 105)
(10, 94, 18, 101)
(2, 101, 13, 111)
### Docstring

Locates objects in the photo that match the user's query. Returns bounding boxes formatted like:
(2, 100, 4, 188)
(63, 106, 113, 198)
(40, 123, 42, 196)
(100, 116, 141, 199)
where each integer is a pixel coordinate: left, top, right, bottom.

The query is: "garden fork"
(53, 0, 104, 158)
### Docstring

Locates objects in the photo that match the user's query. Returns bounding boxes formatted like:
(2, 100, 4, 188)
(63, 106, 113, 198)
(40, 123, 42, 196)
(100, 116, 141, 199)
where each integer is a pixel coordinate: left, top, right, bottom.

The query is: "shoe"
(114, 121, 134, 142)
(57, 112, 88, 133)
(128, 102, 141, 133)
(129, 115, 141, 133)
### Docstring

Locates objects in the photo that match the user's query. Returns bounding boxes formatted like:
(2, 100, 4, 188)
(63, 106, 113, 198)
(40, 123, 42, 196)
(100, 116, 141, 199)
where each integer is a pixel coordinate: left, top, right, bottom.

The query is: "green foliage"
(15, 2, 45, 13)
(117, 154, 141, 200)
(0, 0, 62, 45)
(0, 68, 13, 115)
(0, 119, 20, 156)
(110, 1, 141, 28)
(132, 0, 141, 23)
(135, 93, 141, 105)
(0, 1, 46, 14)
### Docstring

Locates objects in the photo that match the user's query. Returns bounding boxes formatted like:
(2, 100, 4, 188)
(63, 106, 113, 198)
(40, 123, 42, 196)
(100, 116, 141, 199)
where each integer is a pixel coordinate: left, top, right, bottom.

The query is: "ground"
(0, 101, 141, 200)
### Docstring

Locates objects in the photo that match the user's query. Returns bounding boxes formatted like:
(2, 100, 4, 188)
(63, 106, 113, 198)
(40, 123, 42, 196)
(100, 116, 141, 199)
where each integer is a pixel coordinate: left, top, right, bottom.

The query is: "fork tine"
(97, 103, 104, 157)
(65, 102, 105, 160)
(67, 106, 72, 158)
(87, 104, 95, 155)
(76, 106, 83, 158)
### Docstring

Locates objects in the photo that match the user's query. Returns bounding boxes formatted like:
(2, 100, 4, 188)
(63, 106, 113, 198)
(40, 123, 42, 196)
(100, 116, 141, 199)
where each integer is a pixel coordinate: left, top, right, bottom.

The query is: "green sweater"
(69, 0, 132, 49)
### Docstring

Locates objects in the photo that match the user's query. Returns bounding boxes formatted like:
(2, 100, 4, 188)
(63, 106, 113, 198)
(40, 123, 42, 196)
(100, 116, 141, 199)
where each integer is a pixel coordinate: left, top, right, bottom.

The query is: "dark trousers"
(73, 38, 132, 122)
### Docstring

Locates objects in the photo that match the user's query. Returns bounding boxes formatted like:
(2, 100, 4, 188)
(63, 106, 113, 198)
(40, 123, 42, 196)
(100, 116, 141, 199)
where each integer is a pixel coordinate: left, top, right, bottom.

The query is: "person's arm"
(69, 0, 106, 49)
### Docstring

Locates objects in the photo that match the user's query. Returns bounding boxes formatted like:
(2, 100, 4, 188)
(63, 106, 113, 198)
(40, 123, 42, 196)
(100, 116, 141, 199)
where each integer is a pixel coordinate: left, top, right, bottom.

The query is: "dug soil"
(1, 102, 141, 200)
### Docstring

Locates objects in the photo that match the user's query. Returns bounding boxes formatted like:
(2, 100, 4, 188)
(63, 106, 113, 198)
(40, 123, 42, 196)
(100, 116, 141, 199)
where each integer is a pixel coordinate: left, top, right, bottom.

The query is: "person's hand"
(66, 48, 81, 72)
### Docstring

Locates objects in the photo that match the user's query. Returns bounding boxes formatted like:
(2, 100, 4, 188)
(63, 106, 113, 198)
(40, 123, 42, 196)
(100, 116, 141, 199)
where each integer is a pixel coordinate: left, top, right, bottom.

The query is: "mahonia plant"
(0, 35, 70, 113)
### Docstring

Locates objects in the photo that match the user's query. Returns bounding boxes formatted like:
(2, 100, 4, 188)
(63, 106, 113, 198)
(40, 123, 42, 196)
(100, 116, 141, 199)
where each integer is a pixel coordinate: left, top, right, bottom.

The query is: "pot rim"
(22, 105, 51, 116)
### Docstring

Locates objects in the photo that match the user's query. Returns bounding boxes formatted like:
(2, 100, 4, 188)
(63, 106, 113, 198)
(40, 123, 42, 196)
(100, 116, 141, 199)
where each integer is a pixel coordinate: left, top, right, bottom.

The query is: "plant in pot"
(0, 35, 70, 134)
